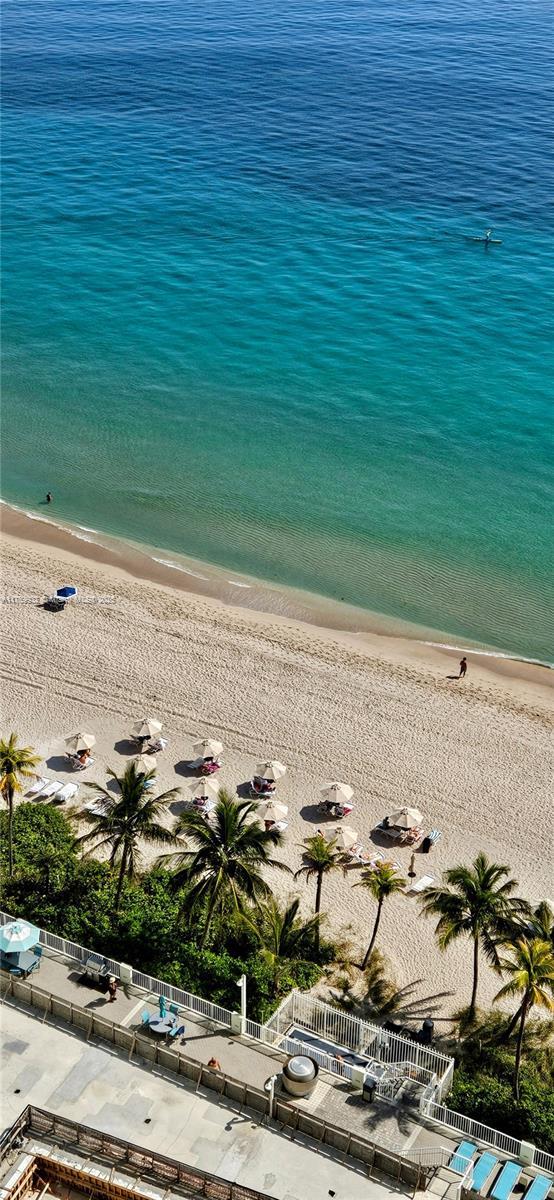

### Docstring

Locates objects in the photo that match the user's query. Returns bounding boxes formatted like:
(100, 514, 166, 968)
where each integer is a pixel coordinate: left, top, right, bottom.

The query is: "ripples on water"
(2, 0, 553, 662)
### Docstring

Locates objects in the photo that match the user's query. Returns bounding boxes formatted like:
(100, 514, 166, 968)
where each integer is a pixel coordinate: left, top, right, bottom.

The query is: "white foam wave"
(227, 580, 251, 589)
(151, 557, 209, 581)
(419, 640, 553, 670)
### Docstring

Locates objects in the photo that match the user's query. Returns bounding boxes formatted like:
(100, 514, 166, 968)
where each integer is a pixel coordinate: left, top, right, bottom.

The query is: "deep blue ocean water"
(2, 0, 553, 662)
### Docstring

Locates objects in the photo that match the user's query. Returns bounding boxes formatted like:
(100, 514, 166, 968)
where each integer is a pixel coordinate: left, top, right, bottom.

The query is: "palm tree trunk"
(362, 898, 383, 970)
(513, 996, 529, 1101)
(200, 881, 221, 949)
(498, 1001, 523, 1044)
(7, 785, 14, 877)
(114, 846, 128, 912)
(315, 871, 323, 914)
(469, 934, 479, 1019)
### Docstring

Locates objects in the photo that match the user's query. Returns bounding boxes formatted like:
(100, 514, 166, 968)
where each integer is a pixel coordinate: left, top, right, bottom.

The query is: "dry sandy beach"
(1, 512, 553, 1019)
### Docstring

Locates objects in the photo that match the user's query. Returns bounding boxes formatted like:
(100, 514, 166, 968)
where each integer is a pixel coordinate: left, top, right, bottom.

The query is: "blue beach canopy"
(0, 919, 40, 954)
(56, 586, 77, 598)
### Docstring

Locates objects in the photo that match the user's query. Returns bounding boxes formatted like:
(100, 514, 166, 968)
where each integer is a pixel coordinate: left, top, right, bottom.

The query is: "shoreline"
(1, 501, 552, 712)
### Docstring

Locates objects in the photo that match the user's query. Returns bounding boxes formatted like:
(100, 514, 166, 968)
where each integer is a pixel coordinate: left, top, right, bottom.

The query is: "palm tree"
(419, 853, 528, 1021)
(497, 901, 554, 1042)
(494, 937, 554, 1099)
(247, 895, 322, 986)
(0, 733, 41, 876)
(354, 863, 406, 969)
(294, 834, 343, 949)
(79, 762, 181, 910)
(168, 790, 289, 948)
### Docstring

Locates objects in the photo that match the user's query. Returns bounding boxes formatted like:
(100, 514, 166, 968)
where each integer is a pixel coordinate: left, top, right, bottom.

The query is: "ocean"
(2, 0, 553, 664)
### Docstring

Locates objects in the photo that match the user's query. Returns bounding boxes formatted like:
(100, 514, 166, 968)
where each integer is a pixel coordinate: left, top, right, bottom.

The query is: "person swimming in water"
(46, 492, 53, 503)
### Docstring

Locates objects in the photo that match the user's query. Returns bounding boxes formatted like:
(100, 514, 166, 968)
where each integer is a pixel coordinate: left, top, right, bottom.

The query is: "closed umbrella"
(387, 806, 423, 829)
(320, 781, 354, 803)
(255, 760, 287, 781)
(159, 995, 167, 1017)
(132, 718, 162, 738)
(57, 586, 77, 599)
(258, 801, 288, 822)
(135, 755, 157, 773)
(193, 738, 223, 757)
(324, 825, 358, 849)
(65, 732, 96, 754)
(189, 778, 220, 800)
(0, 919, 40, 954)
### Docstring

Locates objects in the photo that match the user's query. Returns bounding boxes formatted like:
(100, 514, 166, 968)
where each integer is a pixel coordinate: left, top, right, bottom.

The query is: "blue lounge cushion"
(450, 1142, 477, 1174)
(491, 1162, 522, 1200)
(471, 1152, 499, 1192)
(523, 1177, 552, 1200)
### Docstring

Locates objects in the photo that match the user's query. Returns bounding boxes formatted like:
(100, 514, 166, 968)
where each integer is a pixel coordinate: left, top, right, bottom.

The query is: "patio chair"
(27, 776, 49, 796)
(449, 1141, 477, 1174)
(490, 1162, 522, 1200)
(55, 782, 79, 804)
(169, 1024, 185, 1039)
(522, 1176, 552, 1200)
(407, 874, 435, 894)
(141, 1010, 151, 1025)
(469, 1152, 499, 1193)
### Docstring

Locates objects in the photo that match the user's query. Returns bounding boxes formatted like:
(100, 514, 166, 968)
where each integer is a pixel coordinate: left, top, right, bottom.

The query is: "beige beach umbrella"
(193, 738, 224, 757)
(255, 760, 287, 781)
(320, 781, 354, 804)
(258, 801, 289, 823)
(387, 806, 423, 829)
(135, 755, 157, 773)
(65, 732, 96, 754)
(324, 825, 358, 850)
(132, 718, 162, 738)
(189, 778, 220, 800)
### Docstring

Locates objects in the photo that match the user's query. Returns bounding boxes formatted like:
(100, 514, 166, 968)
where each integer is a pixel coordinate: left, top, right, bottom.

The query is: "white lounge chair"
(408, 874, 435, 894)
(56, 783, 79, 803)
(27, 776, 49, 796)
(41, 780, 63, 798)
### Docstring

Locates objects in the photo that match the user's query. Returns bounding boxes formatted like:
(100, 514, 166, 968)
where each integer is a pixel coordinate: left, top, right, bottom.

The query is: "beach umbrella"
(135, 754, 157, 773)
(56, 585, 77, 599)
(258, 801, 288, 822)
(189, 778, 220, 800)
(324, 825, 358, 850)
(132, 718, 162, 738)
(0, 919, 40, 954)
(255, 760, 287, 781)
(320, 781, 354, 803)
(387, 806, 424, 829)
(65, 732, 96, 754)
(193, 738, 223, 757)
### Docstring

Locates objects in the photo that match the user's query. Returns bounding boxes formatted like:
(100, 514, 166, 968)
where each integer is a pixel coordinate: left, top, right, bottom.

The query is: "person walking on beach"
(459, 656, 468, 679)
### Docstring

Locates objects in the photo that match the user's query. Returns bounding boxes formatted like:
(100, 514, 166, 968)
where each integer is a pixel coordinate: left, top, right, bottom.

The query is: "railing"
(0, 985, 444, 1187)
(0, 909, 234, 1032)
(286, 990, 454, 1084)
(0, 1106, 274, 1199)
(532, 1148, 554, 1176)
(422, 1099, 522, 1159)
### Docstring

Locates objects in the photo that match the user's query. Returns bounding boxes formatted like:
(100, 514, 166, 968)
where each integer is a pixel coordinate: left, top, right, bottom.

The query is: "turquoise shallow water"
(2, 0, 553, 662)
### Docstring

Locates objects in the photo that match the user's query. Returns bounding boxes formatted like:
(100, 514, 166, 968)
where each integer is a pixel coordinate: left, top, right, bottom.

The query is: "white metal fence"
(534, 1148, 554, 1175)
(422, 1100, 522, 1158)
(285, 990, 454, 1088)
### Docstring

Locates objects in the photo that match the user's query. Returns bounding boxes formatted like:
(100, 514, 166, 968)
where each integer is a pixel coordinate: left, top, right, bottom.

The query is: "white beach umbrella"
(0, 919, 40, 954)
(387, 806, 424, 829)
(258, 801, 289, 822)
(193, 738, 224, 757)
(255, 760, 287, 781)
(65, 732, 96, 754)
(189, 778, 220, 800)
(324, 825, 359, 850)
(135, 754, 157, 773)
(132, 718, 162, 738)
(320, 781, 354, 803)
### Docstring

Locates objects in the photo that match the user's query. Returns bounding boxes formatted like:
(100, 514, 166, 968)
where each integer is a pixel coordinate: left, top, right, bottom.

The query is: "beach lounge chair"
(421, 829, 442, 853)
(27, 777, 49, 796)
(407, 874, 435, 893)
(490, 1162, 522, 1200)
(55, 782, 79, 804)
(40, 780, 63, 798)
(522, 1176, 552, 1200)
(449, 1142, 477, 1174)
(469, 1152, 499, 1193)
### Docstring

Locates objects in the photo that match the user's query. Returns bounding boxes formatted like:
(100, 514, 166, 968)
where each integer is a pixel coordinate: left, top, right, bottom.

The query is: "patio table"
(2, 950, 40, 977)
(149, 1015, 177, 1035)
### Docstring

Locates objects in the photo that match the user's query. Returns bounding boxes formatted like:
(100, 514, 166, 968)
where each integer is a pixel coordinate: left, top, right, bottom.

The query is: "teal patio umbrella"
(0, 919, 40, 954)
